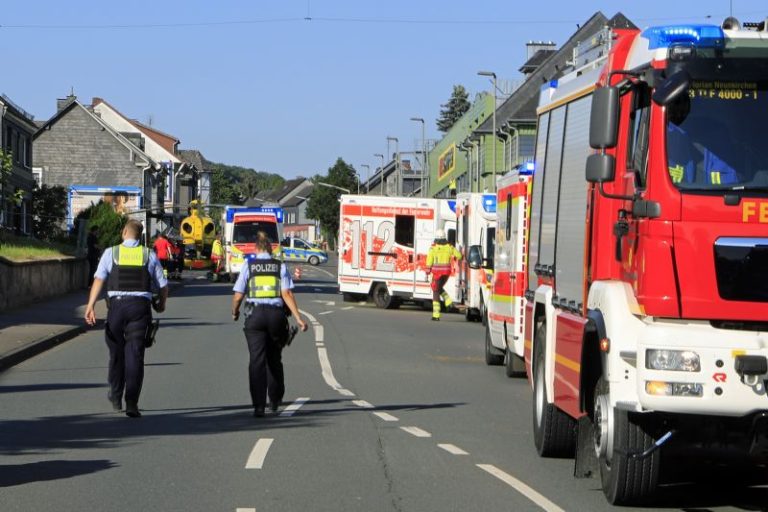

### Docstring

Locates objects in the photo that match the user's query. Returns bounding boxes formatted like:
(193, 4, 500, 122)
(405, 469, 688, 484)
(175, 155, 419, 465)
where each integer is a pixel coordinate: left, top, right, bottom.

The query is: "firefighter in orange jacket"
(425, 229, 461, 321)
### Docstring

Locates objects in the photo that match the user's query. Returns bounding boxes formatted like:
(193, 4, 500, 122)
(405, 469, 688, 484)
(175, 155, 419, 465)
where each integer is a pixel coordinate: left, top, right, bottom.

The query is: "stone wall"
(0, 257, 88, 312)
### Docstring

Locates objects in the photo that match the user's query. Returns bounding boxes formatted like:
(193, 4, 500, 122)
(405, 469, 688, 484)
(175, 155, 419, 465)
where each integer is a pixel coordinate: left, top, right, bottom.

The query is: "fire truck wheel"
(308, 255, 320, 266)
(372, 283, 400, 309)
(532, 323, 576, 457)
(594, 378, 660, 505)
(504, 348, 525, 378)
(484, 322, 504, 366)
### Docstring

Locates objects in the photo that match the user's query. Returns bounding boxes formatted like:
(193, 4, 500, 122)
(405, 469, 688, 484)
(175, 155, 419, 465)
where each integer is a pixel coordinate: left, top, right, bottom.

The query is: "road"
(1, 258, 766, 511)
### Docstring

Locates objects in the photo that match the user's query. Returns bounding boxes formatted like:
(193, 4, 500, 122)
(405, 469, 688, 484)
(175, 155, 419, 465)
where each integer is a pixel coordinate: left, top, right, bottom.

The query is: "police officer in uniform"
(231, 232, 307, 417)
(85, 219, 168, 418)
(425, 228, 462, 321)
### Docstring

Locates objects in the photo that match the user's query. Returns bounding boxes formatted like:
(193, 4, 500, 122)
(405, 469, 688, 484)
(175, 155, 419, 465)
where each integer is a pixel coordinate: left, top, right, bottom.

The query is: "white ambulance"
(222, 205, 283, 279)
(485, 164, 533, 375)
(454, 192, 497, 322)
(338, 195, 458, 309)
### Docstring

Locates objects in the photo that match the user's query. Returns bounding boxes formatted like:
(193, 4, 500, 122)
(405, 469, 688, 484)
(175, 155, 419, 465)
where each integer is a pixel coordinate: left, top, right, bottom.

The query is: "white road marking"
(280, 397, 310, 417)
(315, 342, 325, 347)
(236, 508, 256, 512)
(477, 464, 565, 512)
(312, 300, 336, 306)
(438, 443, 468, 455)
(373, 412, 399, 422)
(318, 310, 333, 315)
(314, 325, 324, 342)
(400, 426, 432, 438)
(309, 266, 335, 278)
(338, 388, 355, 396)
(352, 400, 374, 409)
(341, 306, 354, 310)
(245, 439, 274, 469)
(317, 347, 343, 390)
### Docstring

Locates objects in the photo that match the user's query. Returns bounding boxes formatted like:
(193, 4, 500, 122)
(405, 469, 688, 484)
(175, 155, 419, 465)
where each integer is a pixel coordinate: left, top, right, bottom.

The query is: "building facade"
(0, 94, 38, 234)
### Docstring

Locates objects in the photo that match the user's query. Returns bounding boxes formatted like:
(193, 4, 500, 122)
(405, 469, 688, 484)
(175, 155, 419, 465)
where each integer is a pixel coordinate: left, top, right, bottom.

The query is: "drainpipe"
(497, 127, 511, 176)
(469, 139, 480, 193)
(505, 122, 519, 170)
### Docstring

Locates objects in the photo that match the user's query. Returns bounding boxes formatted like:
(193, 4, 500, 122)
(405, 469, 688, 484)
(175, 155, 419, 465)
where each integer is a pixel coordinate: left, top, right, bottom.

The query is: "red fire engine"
(522, 19, 768, 504)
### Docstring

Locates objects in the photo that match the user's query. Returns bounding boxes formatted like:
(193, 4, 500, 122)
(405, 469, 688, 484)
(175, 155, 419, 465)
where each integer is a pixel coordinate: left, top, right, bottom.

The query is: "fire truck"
(521, 19, 768, 504)
(454, 193, 497, 323)
(222, 205, 283, 279)
(484, 164, 533, 374)
(338, 195, 457, 308)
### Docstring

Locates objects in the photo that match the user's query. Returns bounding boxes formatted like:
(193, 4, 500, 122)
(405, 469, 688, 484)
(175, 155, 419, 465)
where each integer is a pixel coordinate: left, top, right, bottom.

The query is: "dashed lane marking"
(280, 397, 310, 417)
(315, 342, 325, 347)
(341, 306, 354, 310)
(236, 508, 256, 512)
(318, 311, 333, 315)
(373, 412, 399, 422)
(477, 464, 565, 512)
(245, 439, 274, 469)
(400, 426, 432, 438)
(338, 389, 355, 396)
(352, 400, 374, 409)
(438, 443, 468, 455)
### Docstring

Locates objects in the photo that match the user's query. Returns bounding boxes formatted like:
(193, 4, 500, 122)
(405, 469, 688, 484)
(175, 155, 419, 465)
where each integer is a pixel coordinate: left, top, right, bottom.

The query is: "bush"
(75, 201, 127, 249)
(31, 184, 68, 242)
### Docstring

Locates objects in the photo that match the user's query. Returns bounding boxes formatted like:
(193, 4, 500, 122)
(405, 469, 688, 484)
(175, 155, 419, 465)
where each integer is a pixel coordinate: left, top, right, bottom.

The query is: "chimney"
(56, 94, 77, 112)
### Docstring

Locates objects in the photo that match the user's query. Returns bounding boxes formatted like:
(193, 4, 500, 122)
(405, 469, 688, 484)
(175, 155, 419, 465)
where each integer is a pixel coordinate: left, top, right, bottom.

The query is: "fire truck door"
(392, 214, 418, 294)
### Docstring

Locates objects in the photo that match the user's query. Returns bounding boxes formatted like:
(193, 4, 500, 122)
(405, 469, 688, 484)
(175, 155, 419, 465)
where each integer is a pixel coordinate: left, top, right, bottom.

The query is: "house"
(33, 95, 164, 235)
(91, 98, 201, 225)
(177, 149, 211, 206)
(0, 94, 38, 234)
(248, 177, 319, 242)
(365, 155, 423, 197)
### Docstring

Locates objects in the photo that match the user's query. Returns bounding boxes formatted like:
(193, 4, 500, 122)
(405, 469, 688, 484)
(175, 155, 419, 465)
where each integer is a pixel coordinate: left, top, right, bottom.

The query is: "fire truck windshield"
(665, 80, 768, 192)
(232, 222, 278, 244)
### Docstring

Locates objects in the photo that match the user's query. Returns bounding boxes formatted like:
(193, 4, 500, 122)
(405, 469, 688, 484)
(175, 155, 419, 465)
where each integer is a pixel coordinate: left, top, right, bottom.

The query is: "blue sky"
(1, 0, 766, 178)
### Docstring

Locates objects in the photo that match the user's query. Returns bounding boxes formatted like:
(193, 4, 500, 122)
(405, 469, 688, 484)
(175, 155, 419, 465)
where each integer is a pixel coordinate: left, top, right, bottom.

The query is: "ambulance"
(222, 205, 284, 279)
(454, 192, 497, 322)
(485, 163, 533, 375)
(338, 195, 457, 309)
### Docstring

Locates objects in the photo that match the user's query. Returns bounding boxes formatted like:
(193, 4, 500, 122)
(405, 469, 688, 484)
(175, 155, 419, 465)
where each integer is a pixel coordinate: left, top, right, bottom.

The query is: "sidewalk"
(0, 280, 183, 372)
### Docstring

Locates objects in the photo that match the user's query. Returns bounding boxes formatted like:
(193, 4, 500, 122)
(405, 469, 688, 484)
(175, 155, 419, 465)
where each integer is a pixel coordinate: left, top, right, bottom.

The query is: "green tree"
(210, 168, 240, 205)
(306, 158, 357, 248)
(436, 85, 471, 133)
(206, 160, 284, 204)
(31, 184, 68, 241)
(75, 201, 127, 248)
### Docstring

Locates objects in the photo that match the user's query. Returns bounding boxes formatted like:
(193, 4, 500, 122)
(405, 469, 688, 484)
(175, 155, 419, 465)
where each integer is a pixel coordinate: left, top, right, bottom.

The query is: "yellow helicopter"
(180, 199, 216, 269)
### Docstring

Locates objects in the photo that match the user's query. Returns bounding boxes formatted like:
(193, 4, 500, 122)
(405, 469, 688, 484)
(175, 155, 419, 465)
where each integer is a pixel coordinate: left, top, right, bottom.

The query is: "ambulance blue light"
(447, 200, 456, 213)
(642, 24, 725, 50)
(482, 194, 497, 213)
(519, 161, 535, 176)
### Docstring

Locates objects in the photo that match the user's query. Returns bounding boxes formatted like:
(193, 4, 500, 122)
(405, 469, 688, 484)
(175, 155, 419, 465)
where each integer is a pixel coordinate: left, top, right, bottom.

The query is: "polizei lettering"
(250, 262, 280, 274)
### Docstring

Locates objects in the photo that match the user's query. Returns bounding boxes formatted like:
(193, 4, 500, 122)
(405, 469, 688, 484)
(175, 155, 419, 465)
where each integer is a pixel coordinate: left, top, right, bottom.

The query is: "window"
(280, 238, 291, 247)
(627, 85, 651, 187)
(447, 228, 456, 246)
(394, 215, 415, 247)
(486, 227, 496, 266)
(505, 193, 512, 239)
(538, 107, 566, 270)
(295, 239, 309, 249)
(32, 168, 43, 188)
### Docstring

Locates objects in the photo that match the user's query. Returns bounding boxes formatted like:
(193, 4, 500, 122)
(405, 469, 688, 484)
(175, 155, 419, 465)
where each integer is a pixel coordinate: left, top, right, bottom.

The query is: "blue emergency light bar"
(482, 194, 497, 213)
(520, 161, 535, 175)
(642, 24, 725, 50)
(225, 206, 284, 223)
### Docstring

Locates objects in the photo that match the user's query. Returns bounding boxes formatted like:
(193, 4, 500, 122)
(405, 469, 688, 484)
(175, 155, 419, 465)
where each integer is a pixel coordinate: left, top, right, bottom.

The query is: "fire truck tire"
(485, 322, 504, 366)
(504, 347, 525, 378)
(308, 255, 320, 266)
(372, 283, 400, 309)
(594, 378, 659, 505)
(532, 323, 576, 457)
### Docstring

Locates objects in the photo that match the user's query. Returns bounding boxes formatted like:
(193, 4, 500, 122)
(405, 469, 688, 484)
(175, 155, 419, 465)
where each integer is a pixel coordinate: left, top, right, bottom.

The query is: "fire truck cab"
(525, 19, 768, 504)
(338, 195, 457, 309)
(454, 192, 497, 323)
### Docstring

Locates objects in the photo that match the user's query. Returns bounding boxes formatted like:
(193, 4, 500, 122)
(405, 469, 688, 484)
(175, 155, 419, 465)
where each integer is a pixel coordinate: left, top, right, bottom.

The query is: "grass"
(0, 234, 77, 261)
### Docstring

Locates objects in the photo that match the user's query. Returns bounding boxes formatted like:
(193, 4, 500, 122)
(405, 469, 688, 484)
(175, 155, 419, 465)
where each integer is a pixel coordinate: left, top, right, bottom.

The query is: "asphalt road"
(1, 258, 766, 511)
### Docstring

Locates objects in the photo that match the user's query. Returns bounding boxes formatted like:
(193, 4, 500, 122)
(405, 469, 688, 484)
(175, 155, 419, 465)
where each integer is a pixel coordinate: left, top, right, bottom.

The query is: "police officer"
(425, 228, 461, 321)
(231, 232, 307, 418)
(85, 219, 168, 418)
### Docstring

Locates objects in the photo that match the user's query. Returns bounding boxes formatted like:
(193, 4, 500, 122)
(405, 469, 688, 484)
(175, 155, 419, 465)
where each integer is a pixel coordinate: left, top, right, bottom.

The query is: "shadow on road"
(0, 383, 106, 393)
(0, 459, 117, 487)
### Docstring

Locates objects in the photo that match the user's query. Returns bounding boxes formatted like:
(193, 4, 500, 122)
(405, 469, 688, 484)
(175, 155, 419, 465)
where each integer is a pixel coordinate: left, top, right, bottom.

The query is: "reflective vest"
(426, 242, 461, 276)
(247, 258, 282, 299)
(107, 245, 151, 292)
(211, 239, 224, 258)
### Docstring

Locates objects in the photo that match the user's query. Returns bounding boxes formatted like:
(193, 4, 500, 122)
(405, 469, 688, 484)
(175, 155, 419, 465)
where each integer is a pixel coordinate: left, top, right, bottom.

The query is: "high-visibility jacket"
(247, 258, 282, 299)
(426, 241, 461, 277)
(107, 245, 151, 292)
(211, 239, 224, 258)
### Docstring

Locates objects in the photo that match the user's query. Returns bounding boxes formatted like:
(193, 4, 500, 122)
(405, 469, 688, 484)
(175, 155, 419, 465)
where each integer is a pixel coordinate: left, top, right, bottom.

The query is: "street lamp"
(386, 136, 399, 196)
(316, 181, 351, 194)
(410, 117, 426, 197)
(360, 164, 370, 194)
(478, 70, 497, 191)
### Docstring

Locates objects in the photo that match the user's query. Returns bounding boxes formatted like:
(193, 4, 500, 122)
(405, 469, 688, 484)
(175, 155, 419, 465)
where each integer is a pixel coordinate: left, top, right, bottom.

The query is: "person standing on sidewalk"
(231, 232, 307, 418)
(85, 219, 168, 418)
(152, 232, 173, 279)
(425, 228, 461, 321)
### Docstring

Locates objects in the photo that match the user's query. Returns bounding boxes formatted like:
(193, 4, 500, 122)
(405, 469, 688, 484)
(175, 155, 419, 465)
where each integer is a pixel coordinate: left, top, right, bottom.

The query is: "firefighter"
(84, 219, 168, 418)
(425, 228, 461, 321)
(231, 231, 307, 417)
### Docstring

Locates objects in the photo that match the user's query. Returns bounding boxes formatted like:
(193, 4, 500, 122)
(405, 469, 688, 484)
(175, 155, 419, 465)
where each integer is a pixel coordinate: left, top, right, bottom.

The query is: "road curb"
(0, 325, 86, 372)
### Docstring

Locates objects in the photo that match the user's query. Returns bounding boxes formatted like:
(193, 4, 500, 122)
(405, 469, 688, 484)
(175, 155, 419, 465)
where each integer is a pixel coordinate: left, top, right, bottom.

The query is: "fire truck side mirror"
(468, 245, 483, 270)
(652, 70, 691, 106)
(586, 153, 616, 184)
(589, 86, 620, 149)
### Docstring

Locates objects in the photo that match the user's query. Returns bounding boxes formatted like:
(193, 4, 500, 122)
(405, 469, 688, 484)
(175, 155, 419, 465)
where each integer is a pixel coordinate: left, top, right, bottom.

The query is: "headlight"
(646, 349, 700, 372)
(645, 381, 703, 397)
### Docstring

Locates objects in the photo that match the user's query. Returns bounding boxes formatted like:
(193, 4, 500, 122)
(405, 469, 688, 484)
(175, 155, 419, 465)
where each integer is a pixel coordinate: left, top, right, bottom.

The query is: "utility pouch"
(243, 302, 255, 320)
(282, 323, 299, 348)
(145, 319, 160, 348)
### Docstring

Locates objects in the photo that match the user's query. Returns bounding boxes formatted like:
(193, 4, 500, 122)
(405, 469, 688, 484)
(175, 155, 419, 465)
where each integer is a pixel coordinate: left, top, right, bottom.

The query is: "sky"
(1, 0, 766, 179)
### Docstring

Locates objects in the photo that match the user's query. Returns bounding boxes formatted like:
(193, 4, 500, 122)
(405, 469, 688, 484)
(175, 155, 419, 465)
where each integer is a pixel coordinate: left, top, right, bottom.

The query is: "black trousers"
(105, 297, 151, 405)
(243, 305, 287, 409)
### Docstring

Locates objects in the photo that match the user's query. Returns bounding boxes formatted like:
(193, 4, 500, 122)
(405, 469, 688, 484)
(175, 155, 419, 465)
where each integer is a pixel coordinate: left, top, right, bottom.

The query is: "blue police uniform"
(234, 253, 294, 415)
(95, 239, 167, 415)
